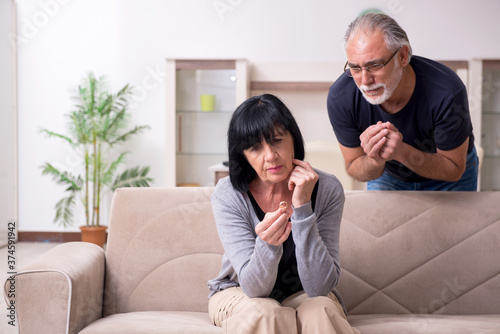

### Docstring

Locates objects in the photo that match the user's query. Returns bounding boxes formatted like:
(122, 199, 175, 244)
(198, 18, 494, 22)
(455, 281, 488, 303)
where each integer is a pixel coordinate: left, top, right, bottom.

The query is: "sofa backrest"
(338, 191, 500, 315)
(103, 188, 500, 317)
(103, 187, 224, 316)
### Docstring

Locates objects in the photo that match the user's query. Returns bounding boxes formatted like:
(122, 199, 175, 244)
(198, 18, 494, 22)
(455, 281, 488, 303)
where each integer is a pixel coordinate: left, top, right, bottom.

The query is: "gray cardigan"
(207, 169, 346, 307)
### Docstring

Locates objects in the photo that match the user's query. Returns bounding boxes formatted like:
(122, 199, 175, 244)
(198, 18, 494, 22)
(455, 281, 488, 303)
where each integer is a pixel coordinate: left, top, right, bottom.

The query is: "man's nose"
(360, 69, 374, 86)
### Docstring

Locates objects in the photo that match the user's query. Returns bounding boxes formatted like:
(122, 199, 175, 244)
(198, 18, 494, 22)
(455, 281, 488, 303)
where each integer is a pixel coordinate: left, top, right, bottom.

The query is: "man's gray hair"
(345, 13, 413, 60)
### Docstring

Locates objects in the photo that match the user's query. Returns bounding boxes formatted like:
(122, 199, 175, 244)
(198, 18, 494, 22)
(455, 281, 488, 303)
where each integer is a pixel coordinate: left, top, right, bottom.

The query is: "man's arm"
(337, 122, 388, 182)
(380, 122, 468, 182)
(339, 121, 469, 182)
(389, 137, 469, 182)
(338, 144, 386, 182)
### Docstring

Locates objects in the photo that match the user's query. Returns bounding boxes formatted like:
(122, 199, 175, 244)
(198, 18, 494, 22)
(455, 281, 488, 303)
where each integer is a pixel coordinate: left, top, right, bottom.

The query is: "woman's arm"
(211, 185, 283, 298)
(292, 173, 344, 297)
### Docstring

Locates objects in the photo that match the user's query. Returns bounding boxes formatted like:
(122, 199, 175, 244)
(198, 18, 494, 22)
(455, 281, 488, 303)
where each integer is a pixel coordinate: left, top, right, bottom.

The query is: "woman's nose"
(263, 144, 276, 159)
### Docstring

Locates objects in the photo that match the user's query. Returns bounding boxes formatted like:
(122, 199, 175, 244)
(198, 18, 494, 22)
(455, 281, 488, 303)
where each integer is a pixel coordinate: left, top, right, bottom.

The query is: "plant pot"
(79, 225, 108, 248)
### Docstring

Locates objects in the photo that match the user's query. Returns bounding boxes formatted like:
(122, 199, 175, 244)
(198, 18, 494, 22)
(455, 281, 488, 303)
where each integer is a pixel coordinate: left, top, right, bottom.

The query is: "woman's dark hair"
(227, 94, 305, 192)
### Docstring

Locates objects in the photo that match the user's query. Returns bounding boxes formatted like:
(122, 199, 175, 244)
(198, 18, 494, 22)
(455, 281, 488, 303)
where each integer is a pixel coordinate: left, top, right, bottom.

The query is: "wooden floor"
(1, 242, 62, 334)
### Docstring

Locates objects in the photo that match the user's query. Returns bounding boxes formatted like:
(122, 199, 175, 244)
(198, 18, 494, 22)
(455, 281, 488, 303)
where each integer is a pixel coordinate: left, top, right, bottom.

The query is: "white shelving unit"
(479, 60, 500, 190)
(165, 59, 249, 187)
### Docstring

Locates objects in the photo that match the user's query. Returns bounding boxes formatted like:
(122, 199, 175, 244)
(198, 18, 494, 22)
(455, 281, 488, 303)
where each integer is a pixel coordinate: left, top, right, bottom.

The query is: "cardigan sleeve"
(291, 171, 345, 297)
(211, 180, 283, 298)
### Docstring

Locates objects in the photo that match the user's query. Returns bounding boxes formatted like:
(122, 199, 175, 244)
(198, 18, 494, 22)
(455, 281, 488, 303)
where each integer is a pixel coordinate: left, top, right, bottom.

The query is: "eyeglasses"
(344, 47, 401, 77)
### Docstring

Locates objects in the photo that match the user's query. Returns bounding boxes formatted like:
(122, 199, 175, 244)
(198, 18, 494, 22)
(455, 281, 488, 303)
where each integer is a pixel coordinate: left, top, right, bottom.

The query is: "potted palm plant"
(40, 72, 153, 247)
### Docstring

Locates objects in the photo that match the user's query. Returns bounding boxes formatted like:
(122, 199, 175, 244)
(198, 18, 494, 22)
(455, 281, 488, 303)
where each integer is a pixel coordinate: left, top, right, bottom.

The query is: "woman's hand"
(255, 206, 291, 246)
(288, 159, 319, 208)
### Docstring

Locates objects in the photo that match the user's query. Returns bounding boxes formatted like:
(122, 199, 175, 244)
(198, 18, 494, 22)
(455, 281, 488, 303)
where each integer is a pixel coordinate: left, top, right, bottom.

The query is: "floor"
(1, 242, 62, 334)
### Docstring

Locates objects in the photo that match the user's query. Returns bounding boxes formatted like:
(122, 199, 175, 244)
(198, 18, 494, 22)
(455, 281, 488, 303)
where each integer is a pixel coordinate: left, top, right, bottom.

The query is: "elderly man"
(327, 13, 478, 191)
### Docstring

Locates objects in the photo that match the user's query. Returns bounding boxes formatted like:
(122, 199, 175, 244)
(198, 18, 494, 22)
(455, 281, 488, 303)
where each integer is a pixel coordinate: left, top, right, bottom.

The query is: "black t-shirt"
(247, 182, 318, 303)
(327, 55, 474, 182)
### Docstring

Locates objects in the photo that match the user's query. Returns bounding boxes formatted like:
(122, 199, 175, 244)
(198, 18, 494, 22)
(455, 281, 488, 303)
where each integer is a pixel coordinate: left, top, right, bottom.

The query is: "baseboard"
(19, 231, 83, 242)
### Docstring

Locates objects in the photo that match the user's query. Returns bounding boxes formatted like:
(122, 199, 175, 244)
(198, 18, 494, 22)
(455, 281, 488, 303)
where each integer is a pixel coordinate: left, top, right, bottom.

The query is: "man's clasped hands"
(360, 121, 404, 164)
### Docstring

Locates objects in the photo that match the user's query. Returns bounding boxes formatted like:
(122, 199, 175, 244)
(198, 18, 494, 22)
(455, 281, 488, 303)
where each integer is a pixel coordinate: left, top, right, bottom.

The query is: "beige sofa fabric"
(348, 314, 500, 334)
(5, 188, 500, 333)
(103, 187, 224, 316)
(338, 191, 500, 316)
(79, 311, 221, 334)
(6, 242, 105, 334)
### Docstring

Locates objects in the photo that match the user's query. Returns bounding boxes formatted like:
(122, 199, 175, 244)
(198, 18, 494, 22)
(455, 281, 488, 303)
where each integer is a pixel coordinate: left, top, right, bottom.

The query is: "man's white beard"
(359, 83, 391, 105)
(358, 61, 403, 105)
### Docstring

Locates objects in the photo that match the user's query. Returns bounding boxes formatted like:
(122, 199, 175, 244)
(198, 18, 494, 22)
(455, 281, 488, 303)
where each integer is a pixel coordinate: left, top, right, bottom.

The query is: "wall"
(0, 0, 16, 242)
(13, 0, 500, 232)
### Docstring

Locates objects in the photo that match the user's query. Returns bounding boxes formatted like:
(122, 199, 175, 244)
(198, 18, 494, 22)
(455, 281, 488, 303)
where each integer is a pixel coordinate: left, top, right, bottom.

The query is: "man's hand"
(360, 121, 389, 165)
(340, 121, 403, 182)
(379, 122, 404, 161)
(360, 121, 404, 162)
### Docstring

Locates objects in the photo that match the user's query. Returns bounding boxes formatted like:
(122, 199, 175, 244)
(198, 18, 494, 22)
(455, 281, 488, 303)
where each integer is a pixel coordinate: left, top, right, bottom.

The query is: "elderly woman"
(207, 94, 359, 334)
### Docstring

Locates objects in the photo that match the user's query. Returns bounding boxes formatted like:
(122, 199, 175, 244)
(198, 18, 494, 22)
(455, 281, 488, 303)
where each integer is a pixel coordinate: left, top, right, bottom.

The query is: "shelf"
(166, 58, 248, 187)
(176, 111, 230, 155)
(483, 59, 500, 70)
(208, 163, 229, 172)
(176, 154, 229, 187)
(480, 155, 500, 191)
(176, 109, 233, 114)
(436, 60, 469, 72)
(175, 59, 237, 70)
(176, 152, 227, 156)
(250, 81, 332, 91)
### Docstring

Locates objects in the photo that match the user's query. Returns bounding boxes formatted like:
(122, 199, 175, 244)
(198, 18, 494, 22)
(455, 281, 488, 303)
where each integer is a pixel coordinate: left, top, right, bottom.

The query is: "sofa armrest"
(3, 242, 106, 334)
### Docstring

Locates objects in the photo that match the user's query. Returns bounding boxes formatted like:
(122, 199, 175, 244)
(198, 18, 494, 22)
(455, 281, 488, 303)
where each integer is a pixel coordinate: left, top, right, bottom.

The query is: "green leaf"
(100, 152, 127, 185)
(108, 125, 150, 146)
(54, 194, 77, 227)
(111, 166, 153, 191)
(41, 163, 82, 191)
(39, 129, 75, 146)
(68, 111, 90, 144)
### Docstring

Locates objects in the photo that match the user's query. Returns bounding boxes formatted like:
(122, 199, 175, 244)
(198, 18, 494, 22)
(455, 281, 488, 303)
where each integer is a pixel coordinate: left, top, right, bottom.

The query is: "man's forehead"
(347, 29, 385, 49)
(346, 30, 388, 64)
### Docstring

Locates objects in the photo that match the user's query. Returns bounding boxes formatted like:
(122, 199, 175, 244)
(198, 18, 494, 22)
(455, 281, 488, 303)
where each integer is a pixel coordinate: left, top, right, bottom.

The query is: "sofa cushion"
(338, 191, 500, 315)
(79, 311, 222, 334)
(348, 314, 500, 334)
(104, 187, 224, 316)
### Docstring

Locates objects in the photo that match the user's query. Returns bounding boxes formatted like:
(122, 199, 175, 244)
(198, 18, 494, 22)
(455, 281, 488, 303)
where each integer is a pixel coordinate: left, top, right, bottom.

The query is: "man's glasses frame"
(344, 47, 401, 77)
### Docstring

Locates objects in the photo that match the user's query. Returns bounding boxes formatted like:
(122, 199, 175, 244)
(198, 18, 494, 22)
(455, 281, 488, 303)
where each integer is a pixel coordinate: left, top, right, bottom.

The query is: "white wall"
(0, 0, 16, 241)
(14, 0, 500, 232)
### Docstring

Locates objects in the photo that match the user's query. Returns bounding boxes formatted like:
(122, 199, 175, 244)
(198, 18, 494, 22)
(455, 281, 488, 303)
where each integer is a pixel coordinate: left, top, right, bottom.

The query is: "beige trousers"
(208, 287, 361, 334)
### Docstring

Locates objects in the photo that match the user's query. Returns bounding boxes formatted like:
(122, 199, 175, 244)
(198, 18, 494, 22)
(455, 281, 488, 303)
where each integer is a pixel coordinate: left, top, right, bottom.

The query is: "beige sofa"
(5, 187, 500, 333)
